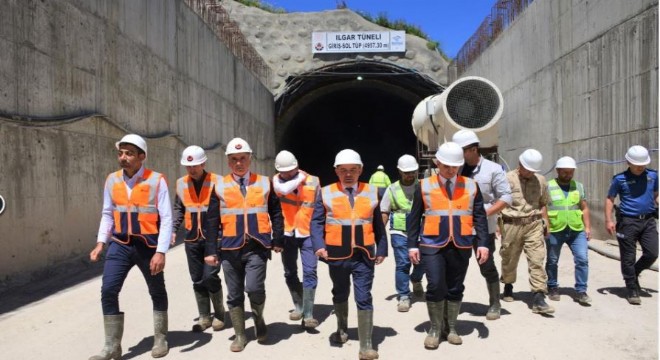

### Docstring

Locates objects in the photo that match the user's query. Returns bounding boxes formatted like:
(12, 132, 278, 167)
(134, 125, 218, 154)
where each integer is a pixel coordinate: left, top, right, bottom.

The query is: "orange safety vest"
(274, 172, 319, 237)
(107, 168, 163, 248)
(176, 172, 218, 242)
(215, 173, 272, 250)
(419, 175, 477, 249)
(321, 182, 378, 260)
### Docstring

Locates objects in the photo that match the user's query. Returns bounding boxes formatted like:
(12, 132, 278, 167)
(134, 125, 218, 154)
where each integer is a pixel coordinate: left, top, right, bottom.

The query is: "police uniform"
(608, 168, 659, 291)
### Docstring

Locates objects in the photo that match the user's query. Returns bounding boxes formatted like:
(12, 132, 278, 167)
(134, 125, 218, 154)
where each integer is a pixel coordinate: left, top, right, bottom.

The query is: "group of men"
(88, 131, 657, 360)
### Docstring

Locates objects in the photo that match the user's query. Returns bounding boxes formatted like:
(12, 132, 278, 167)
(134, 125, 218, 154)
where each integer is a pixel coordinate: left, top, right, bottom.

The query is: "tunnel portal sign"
(312, 31, 406, 53)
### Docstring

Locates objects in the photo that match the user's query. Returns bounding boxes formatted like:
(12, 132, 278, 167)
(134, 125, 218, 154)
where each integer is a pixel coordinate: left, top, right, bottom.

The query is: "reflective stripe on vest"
(322, 182, 378, 260)
(108, 168, 162, 248)
(420, 175, 476, 249)
(176, 172, 218, 242)
(547, 179, 584, 232)
(388, 181, 412, 231)
(276, 174, 319, 236)
(216, 173, 272, 250)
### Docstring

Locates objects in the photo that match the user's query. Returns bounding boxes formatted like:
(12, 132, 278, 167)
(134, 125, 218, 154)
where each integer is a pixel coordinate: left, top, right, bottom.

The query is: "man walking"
(205, 137, 284, 352)
(546, 156, 592, 305)
(312, 149, 388, 360)
(407, 142, 489, 348)
(272, 150, 321, 328)
(172, 145, 225, 332)
(605, 145, 658, 305)
(453, 130, 512, 320)
(89, 134, 172, 359)
(381, 154, 425, 312)
(500, 149, 554, 314)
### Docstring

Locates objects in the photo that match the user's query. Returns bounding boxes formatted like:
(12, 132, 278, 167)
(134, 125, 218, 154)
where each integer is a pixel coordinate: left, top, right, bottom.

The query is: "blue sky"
(263, 0, 496, 59)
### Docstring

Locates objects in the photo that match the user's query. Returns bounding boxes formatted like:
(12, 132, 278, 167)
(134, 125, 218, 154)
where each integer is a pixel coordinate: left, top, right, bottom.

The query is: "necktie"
(445, 179, 453, 199)
(346, 187, 355, 207)
(239, 178, 247, 197)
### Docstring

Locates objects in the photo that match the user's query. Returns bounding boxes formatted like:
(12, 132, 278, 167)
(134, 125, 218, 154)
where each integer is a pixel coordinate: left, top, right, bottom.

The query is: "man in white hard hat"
(545, 156, 592, 305)
(311, 149, 387, 360)
(272, 150, 321, 329)
(499, 148, 554, 315)
(89, 133, 173, 359)
(605, 145, 658, 305)
(368, 164, 392, 195)
(204, 137, 284, 352)
(380, 154, 425, 312)
(407, 142, 489, 348)
(172, 145, 225, 332)
(452, 129, 512, 320)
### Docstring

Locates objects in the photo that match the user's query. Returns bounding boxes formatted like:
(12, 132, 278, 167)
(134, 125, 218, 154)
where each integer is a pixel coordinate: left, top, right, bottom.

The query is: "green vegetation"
(235, 0, 286, 14)
(238, 1, 448, 59)
(357, 11, 448, 59)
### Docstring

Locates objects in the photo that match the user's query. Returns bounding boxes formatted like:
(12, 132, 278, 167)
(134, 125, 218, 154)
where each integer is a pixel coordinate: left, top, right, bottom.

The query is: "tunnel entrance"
(275, 60, 444, 185)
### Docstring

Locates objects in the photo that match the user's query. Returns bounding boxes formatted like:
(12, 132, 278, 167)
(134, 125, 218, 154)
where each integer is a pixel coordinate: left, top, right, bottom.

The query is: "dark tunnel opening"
(279, 83, 419, 185)
(275, 61, 444, 185)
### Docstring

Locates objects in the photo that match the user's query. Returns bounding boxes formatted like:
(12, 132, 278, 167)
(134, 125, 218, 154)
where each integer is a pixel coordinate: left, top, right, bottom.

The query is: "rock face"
(220, 0, 450, 95)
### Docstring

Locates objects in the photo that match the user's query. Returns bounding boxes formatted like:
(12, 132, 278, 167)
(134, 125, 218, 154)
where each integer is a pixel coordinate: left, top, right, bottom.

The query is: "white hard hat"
(225, 137, 252, 155)
(377, 165, 384, 171)
(397, 155, 419, 172)
(435, 142, 465, 167)
(555, 156, 576, 169)
(275, 150, 298, 172)
(334, 149, 363, 167)
(625, 145, 651, 166)
(519, 149, 543, 172)
(116, 134, 147, 157)
(180, 145, 207, 166)
(452, 129, 480, 148)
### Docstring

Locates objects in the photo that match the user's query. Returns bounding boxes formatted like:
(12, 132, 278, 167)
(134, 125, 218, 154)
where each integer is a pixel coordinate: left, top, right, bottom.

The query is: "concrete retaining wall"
(0, 0, 275, 287)
(460, 0, 658, 239)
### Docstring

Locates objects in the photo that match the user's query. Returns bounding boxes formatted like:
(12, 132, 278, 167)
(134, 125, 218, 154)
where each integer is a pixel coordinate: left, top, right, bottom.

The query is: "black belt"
(621, 213, 656, 220)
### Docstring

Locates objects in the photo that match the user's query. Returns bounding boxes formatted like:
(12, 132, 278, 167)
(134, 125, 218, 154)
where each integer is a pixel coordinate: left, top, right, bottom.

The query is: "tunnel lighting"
(356, 75, 363, 81)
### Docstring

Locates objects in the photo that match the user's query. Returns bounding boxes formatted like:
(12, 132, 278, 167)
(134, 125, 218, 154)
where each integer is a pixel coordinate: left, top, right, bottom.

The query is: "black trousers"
(185, 240, 221, 293)
(472, 233, 499, 284)
(616, 217, 658, 289)
(422, 243, 472, 302)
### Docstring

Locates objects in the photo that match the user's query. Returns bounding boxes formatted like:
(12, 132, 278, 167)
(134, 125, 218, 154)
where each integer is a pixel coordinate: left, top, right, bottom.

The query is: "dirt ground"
(0, 238, 657, 359)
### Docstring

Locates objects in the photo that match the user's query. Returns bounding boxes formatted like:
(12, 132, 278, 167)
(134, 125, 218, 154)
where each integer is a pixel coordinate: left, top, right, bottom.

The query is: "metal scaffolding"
(453, 0, 535, 75)
(184, 0, 272, 85)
